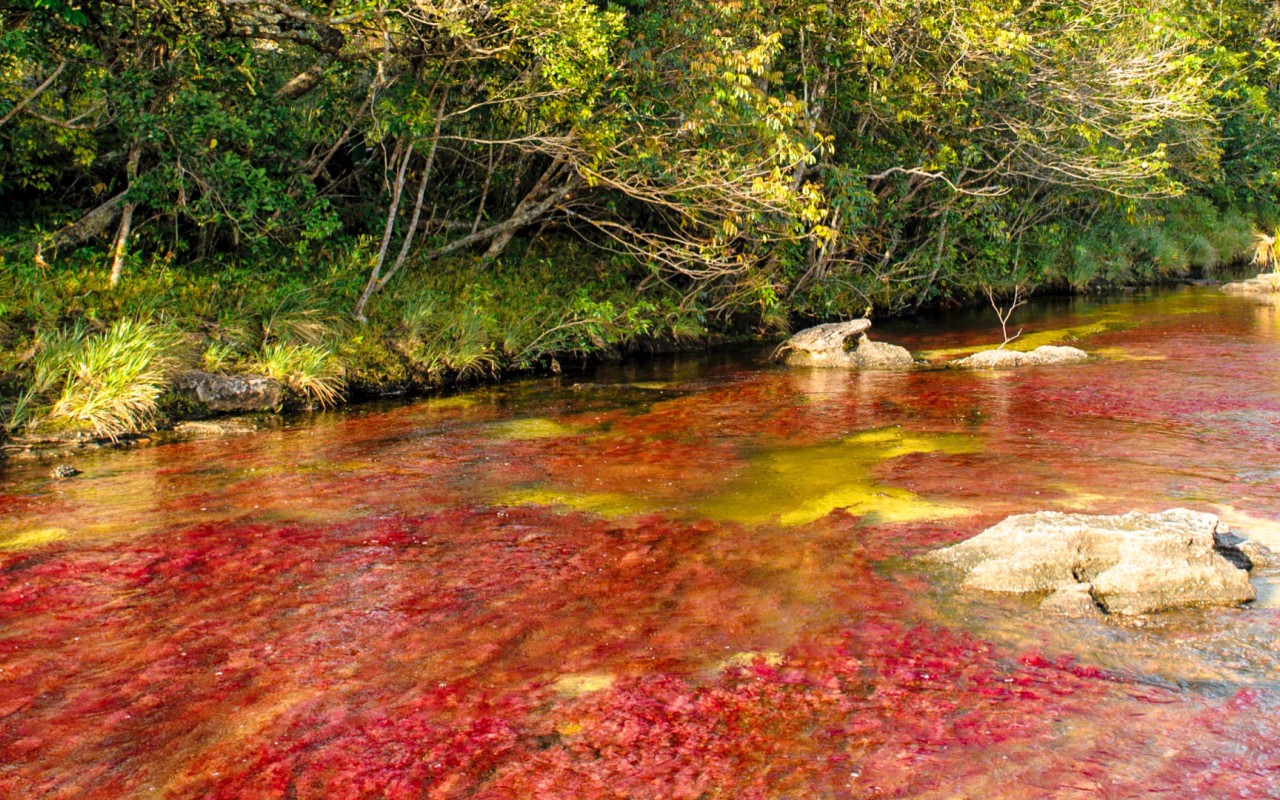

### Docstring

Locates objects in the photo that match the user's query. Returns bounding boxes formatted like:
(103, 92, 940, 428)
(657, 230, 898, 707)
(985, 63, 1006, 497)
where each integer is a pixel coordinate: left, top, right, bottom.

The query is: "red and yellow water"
(3, 287, 1279, 798)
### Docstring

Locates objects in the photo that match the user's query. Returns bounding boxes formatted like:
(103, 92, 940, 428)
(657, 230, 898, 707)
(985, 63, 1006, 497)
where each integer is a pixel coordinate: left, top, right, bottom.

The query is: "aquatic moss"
(552, 672, 617, 697)
(489, 417, 579, 440)
(697, 427, 978, 526)
(496, 487, 656, 518)
(0, 527, 70, 550)
(917, 315, 1134, 361)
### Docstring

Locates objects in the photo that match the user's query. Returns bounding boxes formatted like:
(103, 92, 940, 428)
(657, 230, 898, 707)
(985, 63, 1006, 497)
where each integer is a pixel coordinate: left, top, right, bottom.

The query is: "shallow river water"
(3, 287, 1280, 798)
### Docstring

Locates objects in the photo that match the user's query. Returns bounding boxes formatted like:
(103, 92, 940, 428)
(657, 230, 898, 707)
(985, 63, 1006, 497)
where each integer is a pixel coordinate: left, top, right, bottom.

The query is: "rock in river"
(1221, 274, 1280, 295)
(171, 371, 283, 412)
(921, 508, 1260, 616)
(777, 320, 914, 369)
(952, 345, 1088, 369)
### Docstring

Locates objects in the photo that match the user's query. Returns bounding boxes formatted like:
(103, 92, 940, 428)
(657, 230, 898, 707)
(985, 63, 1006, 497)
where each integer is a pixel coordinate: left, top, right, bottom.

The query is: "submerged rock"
(777, 320, 914, 369)
(172, 371, 283, 412)
(171, 418, 262, 439)
(1222, 274, 1280, 294)
(921, 508, 1261, 616)
(952, 345, 1088, 369)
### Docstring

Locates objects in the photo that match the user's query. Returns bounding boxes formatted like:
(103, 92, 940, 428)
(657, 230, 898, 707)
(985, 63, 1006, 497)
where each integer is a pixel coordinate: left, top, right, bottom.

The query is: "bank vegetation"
(2, 0, 1278, 438)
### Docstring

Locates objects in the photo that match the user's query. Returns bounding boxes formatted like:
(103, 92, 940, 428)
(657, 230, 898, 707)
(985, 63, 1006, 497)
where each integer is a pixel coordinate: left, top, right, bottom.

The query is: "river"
(2, 286, 1279, 798)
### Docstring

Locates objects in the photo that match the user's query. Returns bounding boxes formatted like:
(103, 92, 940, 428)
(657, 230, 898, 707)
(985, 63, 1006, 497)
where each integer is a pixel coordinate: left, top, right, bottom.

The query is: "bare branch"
(0, 60, 67, 129)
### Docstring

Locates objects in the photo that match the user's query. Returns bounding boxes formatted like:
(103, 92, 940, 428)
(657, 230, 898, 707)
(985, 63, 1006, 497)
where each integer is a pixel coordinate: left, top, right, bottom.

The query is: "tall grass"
(256, 342, 345, 408)
(8, 319, 183, 439)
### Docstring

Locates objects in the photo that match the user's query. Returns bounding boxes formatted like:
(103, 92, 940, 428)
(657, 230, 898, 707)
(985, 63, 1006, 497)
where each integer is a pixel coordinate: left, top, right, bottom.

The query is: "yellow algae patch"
(1090, 347, 1166, 362)
(698, 427, 977, 526)
(626, 381, 681, 391)
(552, 672, 616, 697)
(917, 344, 994, 362)
(498, 487, 655, 518)
(489, 417, 578, 440)
(0, 527, 70, 550)
(918, 317, 1131, 362)
(556, 720, 586, 736)
(718, 651, 785, 670)
(425, 394, 482, 410)
(1046, 485, 1114, 511)
(775, 485, 969, 526)
(1011, 320, 1115, 350)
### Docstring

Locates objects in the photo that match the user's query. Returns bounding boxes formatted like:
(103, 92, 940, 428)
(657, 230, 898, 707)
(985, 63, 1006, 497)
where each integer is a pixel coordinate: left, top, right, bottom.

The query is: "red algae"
(3, 288, 1280, 798)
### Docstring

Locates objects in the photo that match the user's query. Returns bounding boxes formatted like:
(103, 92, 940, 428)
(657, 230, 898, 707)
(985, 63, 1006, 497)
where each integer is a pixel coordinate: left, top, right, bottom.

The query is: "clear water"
(3, 287, 1279, 798)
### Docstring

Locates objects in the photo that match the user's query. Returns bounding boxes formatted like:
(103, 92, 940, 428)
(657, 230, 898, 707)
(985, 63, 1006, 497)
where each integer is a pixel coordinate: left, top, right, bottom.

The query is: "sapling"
(984, 282, 1029, 350)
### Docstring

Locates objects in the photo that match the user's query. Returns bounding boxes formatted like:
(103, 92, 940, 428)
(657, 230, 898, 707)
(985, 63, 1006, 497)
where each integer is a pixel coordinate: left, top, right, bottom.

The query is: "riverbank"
(0, 196, 1261, 454)
(0, 271, 1249, 462)
(0, 240, 730, 451)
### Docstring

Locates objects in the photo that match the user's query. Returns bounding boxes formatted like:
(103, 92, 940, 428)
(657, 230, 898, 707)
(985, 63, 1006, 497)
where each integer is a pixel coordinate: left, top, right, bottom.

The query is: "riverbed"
(3, 287, 1279, 798)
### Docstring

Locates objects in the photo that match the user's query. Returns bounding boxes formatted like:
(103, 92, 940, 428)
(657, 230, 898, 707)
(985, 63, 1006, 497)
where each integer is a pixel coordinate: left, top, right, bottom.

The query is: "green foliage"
(9, 319, 182, 439)
(2, 0, 1280, 439)
(256, 343, 345, 409)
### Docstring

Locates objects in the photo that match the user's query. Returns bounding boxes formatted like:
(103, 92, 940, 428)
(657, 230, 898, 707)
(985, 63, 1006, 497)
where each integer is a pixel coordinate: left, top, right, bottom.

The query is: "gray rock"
(952, 345, 1088, 369)
(1222, 274, 1280, 294)
(1041, 583, 1104, 618)
(778, 320, 872, 367)
(922, 508, 1257, 616)
(171, 371, 283, 412)
(846, 335, 915, 370)
(778, 321, 914, 370)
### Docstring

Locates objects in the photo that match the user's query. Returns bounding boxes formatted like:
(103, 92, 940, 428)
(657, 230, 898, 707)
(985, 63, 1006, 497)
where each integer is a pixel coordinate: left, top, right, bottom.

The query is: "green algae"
(625, 381, 683, 391)
(697, 427, 978, 526)
(0, 527, 70, 550)
(489, 417, 578, 440)
(424, 394, 484, 411)
(1090, 347, 1166, 362)
(496, 487, 656, 518)
(917, 313, 1137, 362)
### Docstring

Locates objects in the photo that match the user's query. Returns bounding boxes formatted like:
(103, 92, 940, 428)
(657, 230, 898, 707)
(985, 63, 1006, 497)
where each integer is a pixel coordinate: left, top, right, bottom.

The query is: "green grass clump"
(9, 319, 183, 439)
(255, 342, 345, 409)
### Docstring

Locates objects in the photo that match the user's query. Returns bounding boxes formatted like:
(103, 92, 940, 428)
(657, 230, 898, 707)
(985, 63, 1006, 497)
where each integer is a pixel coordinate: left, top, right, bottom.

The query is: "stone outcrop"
(777, 320, 914, 370)
(1221, 274, 1280, 295)
(921, 508, 1261, 616)
(171, 371, 283, 412)
(952, 345, 1088, 369)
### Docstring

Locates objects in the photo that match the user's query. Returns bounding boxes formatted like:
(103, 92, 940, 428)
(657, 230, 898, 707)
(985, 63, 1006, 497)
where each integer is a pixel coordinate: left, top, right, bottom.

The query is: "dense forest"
(2, 0, 1279, 438)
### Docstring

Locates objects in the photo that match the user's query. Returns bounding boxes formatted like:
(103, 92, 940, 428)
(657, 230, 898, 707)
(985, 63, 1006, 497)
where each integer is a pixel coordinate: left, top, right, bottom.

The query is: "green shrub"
(1184, 235, 1219, 273)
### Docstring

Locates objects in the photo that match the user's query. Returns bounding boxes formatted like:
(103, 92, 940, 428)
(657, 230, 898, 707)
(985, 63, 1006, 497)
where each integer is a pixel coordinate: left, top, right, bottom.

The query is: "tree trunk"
(50, 191, 127, 248)
(108, 144, 142, 287)
(352, 140, 413, 322)
(353, 91, 449, 322)
(108, 203, 135, 287)
(484, 156, 567, 259)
